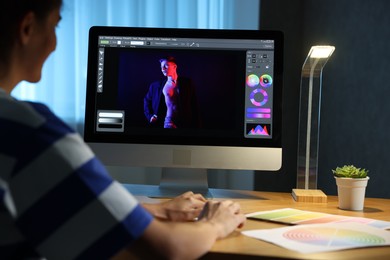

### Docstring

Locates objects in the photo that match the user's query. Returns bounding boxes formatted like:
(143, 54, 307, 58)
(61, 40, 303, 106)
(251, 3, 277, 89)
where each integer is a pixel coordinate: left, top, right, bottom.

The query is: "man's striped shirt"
(0, 89, 153, 259)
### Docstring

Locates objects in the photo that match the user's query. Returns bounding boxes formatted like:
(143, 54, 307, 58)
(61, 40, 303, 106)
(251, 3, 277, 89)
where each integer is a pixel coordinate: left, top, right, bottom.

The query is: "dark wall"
(255, 0, 390, 198)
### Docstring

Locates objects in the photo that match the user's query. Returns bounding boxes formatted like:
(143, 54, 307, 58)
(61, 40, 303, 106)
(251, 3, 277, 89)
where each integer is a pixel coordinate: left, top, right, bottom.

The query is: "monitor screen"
(84, 26, 283, 196)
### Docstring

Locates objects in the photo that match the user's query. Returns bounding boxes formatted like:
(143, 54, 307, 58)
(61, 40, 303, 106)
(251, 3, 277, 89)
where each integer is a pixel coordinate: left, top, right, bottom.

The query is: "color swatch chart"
(246, 208, 390, 229)
(243, 222, 390, 254)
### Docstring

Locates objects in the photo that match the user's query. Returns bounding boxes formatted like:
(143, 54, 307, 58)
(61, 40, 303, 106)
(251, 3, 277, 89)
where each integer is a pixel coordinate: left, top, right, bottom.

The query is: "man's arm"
(116, 200, 246, 260)
(144, 83, 158, 122)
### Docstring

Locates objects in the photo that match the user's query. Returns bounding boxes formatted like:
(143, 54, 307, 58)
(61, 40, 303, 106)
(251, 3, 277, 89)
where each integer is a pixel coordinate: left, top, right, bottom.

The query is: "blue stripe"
(77, 158, 113, 196)
(121, 204, 153, 238)
(15, 169, 98, 246)
(0, 242, 40, 259)
(27, 102, 74, 134)
(0, 202, 6, 213)
(0, 193, 6, 212)
(0, 118, 37, 159)
(76, 224, 131, 260)
(77, 205, 152, 259)
(0, 102, 75, 176)
(0, 188, 4, 202)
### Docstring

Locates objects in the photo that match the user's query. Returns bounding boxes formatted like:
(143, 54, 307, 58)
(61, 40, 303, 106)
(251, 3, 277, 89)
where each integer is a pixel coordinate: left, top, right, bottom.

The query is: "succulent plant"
(332, 165, 368, 178)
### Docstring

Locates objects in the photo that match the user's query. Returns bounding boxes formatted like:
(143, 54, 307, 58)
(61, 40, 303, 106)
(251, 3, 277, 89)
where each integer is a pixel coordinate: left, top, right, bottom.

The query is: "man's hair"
(159, 56, 177, 65)
(0, 0, 63, 75)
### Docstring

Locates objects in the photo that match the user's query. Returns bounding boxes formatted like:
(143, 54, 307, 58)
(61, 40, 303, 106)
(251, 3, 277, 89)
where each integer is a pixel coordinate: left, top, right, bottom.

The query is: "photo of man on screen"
(144, 56, 201, 129)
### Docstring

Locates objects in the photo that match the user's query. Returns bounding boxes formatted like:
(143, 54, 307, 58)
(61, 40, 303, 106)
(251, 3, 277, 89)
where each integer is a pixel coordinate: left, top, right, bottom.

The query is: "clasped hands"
(142, 191, 245, 229)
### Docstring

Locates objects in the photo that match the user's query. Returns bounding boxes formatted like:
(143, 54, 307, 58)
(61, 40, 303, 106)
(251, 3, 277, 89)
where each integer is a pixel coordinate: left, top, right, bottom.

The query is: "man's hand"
(197, 200, 246, 238)
(150, 114, 158, 123)
(142, 191, 207, 221)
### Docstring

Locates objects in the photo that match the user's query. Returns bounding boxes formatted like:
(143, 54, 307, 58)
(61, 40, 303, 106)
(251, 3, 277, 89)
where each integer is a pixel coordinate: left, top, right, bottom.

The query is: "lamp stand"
(293, 46, 335, 203)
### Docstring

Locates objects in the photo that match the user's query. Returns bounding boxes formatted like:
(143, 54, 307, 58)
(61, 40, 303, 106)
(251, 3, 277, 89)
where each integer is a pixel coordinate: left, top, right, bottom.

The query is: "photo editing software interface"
(86, 28, 282, 149)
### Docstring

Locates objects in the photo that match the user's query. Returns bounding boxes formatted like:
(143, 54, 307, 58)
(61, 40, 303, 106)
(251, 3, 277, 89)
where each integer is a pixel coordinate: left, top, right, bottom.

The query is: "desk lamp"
(293, 45, 335, 203)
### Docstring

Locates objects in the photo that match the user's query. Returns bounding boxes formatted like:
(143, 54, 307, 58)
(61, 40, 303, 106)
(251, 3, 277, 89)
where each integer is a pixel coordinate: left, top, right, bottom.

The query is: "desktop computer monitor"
(84, 26, 283, 197)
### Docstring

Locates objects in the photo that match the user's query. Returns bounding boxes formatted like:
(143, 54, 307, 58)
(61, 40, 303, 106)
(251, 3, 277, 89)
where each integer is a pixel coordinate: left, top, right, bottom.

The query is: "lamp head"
(302, 45, 335, 75)
(308, 45, 335, 59)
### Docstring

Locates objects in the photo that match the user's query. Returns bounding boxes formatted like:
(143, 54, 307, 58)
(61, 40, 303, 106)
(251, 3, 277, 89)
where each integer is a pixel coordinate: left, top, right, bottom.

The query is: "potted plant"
(332, 165, 369, 211)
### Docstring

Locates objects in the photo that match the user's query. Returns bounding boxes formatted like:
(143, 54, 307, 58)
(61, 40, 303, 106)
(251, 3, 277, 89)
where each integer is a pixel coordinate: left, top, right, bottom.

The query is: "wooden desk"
(124, 185, 390, 259)
(203, 190, 390, 259)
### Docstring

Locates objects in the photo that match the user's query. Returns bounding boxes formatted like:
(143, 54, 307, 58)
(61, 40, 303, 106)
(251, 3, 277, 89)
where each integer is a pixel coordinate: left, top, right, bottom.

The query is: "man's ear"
(19, 11, 36, 45)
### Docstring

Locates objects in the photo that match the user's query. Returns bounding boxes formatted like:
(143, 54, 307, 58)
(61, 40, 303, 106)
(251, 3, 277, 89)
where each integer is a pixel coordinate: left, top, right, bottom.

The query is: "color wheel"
(249, 88, 268, 106)
(283, 227, 386, 247)
(246, 74, 260, 87)
(260, 74, 272, 87)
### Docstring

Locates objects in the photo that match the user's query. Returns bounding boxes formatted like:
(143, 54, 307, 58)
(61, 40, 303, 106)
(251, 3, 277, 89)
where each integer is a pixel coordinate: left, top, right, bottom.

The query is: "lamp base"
(292, 189, 327, 203)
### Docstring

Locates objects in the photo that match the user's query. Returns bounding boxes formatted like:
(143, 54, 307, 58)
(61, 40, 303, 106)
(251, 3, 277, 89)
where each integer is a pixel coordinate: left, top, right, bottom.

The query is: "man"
(0, 2, 245, 259)
(144, 56, 201, 128)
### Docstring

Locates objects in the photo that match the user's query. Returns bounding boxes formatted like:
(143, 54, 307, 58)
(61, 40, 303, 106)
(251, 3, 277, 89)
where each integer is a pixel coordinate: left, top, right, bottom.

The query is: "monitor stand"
(154, 168, 212, 198)
(120, 167, 212, 198)
(122, 168, 264, 199)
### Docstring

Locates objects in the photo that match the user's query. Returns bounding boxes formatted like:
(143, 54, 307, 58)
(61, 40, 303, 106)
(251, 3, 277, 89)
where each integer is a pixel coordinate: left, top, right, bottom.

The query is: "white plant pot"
(335, 176, 369, 211)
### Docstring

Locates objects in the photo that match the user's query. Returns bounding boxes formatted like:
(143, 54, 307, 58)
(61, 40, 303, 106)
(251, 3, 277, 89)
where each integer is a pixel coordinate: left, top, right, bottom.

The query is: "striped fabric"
(0, 89, 153, 259)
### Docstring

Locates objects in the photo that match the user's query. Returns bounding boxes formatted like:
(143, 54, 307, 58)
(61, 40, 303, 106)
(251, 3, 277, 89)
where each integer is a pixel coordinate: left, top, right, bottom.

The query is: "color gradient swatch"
(247, 208, 390, 229)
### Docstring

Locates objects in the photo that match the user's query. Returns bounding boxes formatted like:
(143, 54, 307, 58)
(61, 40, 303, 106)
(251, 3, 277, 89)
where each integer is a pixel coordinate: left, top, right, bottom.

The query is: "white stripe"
(37, 196, 120, 259)
(10, 133, 95, 215)
(0, 154, 17, 216)
(0, 94, 45, 128)
(0, 178, 17, 217)
(99, 181, 138, 221)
